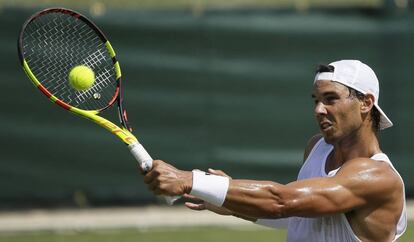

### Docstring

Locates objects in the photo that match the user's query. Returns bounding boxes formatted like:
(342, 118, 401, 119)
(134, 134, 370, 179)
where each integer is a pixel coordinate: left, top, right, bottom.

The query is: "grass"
(0, 227, 285, 242)
(0, 223, 412, 242)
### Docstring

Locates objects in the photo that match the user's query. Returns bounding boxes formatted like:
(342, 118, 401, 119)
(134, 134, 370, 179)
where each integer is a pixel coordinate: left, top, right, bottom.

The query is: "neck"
(331, 126, 381, 166)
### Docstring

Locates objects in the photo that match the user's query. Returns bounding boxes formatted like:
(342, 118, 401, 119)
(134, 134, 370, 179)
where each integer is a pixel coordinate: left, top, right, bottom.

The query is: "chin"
(321, 130, 337, 144)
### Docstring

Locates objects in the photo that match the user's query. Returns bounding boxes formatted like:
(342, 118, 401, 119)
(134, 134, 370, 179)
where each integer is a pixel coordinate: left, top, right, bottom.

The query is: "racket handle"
(128, 142, 180, 205)
(128, 142, 153, 172)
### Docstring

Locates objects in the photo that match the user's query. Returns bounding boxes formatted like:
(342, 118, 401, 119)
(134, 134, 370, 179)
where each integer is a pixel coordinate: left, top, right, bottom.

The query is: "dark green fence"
(1, 7, 413, 208)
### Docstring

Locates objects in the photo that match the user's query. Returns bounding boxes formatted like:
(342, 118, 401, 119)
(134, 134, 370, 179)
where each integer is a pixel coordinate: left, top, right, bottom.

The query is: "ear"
(360, 94, 375, 114)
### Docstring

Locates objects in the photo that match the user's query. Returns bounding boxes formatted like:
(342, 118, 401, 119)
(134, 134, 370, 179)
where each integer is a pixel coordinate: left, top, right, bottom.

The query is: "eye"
(324, 96, 338, 104)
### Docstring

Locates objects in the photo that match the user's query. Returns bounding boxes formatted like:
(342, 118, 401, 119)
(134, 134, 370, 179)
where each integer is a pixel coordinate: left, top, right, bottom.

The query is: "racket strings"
(22, 11, 117, 111)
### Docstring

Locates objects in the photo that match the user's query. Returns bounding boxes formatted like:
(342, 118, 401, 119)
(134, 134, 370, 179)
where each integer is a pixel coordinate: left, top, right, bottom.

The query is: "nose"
(314, 101, 327, 117)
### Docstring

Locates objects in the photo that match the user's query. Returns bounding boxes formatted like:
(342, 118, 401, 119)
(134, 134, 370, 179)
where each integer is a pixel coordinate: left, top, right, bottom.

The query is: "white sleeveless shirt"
(286, 138, 407, 242)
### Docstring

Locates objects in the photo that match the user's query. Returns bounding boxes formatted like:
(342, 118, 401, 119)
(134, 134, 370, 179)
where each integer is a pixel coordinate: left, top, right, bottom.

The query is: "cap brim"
(374, 104, 393, 130)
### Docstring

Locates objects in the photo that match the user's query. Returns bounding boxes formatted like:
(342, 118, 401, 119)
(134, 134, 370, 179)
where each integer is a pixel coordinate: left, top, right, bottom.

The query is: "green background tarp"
(1, 7, 413, 208)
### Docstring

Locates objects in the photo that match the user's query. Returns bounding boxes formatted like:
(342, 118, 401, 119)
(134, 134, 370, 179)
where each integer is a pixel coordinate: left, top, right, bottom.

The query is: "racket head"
(18, 8, 122, 114)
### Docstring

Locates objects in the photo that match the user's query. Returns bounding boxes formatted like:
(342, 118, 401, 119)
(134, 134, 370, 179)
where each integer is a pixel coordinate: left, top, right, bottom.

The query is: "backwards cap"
(314, 60, 392, 130)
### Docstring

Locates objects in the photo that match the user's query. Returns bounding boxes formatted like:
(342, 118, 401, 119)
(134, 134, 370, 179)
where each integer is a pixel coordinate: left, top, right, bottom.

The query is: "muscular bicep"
(285, 177, 363, 217)
(284, 159, 399, 217)
(223, 177, 362, 219)
(222, 159, 400, 219)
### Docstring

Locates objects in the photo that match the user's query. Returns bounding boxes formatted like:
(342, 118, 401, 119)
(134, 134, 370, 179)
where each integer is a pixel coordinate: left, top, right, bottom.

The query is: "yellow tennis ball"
(68, 65, 95, 91)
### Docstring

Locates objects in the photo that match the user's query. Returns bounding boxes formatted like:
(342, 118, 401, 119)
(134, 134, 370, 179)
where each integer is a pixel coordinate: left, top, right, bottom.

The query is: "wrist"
(182, 171, 193, 194)
(189, 170, 230, 207)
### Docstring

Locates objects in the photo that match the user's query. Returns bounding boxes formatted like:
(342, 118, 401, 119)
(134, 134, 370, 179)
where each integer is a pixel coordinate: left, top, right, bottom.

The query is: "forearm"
(232, 212, 258, 222)
(187, 171, 294, 219)
(255, 217, 289, 229)
(233, 208, 289, 228)
(223, 179, 291, 219)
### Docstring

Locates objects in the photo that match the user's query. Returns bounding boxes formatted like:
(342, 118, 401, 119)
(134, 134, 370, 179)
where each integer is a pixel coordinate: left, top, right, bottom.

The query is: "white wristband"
(190, 170, 230, 207)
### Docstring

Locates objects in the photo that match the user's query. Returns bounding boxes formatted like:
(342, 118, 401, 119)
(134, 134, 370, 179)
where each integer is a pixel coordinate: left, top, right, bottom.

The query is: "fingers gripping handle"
(128, 142, 179, 205)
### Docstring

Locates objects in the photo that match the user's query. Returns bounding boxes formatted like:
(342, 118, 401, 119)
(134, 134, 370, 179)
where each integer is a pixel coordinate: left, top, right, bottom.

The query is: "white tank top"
(286, 138, 407, 242)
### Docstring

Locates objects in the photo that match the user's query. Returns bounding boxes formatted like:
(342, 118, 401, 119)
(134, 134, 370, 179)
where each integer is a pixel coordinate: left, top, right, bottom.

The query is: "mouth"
(319, 121, 333, 132)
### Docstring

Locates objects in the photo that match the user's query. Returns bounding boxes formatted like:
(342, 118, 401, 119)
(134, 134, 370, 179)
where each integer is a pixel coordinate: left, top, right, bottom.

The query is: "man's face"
(311, 80, 362, 144)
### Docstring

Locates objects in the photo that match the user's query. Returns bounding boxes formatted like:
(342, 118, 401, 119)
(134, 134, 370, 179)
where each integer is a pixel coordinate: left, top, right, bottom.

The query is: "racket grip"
(128, 142, 180, 205)
(128, 142, 153, 172)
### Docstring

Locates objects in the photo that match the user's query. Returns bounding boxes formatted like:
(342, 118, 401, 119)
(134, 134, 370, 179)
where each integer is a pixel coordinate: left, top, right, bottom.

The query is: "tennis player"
(143, 60, 407, 242)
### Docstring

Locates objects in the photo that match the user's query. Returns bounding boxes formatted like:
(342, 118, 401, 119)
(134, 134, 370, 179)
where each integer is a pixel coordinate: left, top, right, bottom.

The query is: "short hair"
(315, 64, 334, 74)
(315, 64, 380, 133)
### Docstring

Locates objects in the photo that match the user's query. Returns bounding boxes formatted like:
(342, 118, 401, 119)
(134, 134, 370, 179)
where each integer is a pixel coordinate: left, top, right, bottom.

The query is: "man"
(143, 60, 407, 242)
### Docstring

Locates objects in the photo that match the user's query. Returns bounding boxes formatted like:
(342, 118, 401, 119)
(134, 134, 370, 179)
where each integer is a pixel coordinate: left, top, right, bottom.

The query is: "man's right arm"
(187, 134, 323, 226)
(252, 133, 322, 228)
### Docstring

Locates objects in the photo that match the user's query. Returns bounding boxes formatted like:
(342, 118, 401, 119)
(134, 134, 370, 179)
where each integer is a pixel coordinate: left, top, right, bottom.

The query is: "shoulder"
(336, 158, 403, 202)
(340, 157, 398, 178)
(303, 133, 323, 162)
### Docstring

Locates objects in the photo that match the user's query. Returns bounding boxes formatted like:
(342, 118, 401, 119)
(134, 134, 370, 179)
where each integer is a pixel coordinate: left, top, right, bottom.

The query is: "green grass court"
(0, 227, 284, 242)
(0, 223, 412, 242)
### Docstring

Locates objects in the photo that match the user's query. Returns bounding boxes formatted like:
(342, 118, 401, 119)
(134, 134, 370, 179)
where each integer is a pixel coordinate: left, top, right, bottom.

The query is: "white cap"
(314, 60, 393, 130)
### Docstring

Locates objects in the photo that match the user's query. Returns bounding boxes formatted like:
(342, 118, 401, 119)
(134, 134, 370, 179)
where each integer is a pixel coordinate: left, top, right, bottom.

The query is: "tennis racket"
(18, 7, 178, 205)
